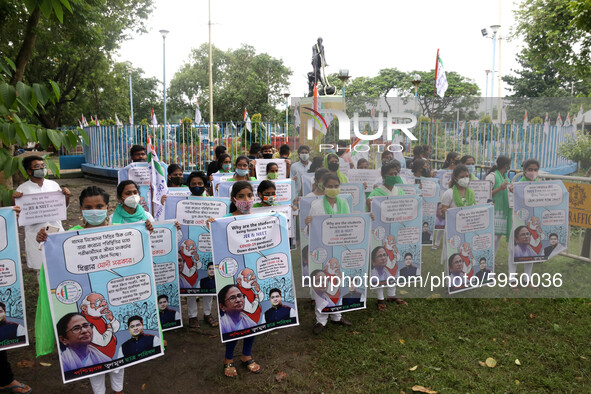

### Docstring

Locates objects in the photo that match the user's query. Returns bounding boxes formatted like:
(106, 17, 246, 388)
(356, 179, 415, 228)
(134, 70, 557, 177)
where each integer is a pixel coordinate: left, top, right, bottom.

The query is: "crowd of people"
(1, 141, 550, 392)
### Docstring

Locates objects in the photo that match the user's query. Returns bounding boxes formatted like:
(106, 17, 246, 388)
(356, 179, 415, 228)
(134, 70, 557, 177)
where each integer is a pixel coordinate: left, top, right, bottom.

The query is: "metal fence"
(81, 121, 576, 173)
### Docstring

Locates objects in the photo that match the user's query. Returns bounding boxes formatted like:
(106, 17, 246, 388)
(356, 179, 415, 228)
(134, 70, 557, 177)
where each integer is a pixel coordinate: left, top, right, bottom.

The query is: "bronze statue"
(308, 37, 336, 97)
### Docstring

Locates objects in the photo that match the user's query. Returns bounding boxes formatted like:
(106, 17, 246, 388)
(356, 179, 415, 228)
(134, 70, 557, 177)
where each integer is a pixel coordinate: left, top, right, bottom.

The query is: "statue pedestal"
(297, 96, 344, 148)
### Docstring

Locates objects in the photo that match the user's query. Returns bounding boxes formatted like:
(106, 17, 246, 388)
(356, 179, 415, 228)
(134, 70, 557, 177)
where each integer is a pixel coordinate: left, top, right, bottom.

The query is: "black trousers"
(0, 351, 14, 386)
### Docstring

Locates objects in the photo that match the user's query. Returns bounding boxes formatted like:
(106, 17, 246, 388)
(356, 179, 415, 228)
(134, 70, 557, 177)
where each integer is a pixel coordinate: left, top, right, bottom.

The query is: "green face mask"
(384, 175, 403, 187)
(267, 172, 278, 180)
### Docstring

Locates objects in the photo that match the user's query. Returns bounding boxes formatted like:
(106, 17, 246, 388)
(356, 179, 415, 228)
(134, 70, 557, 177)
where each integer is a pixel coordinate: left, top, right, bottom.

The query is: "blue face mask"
(466, 164, 476, 175)
(82, 209, 107, 225)
(189, 186, 205, 196)
(236, 169, 249, 177)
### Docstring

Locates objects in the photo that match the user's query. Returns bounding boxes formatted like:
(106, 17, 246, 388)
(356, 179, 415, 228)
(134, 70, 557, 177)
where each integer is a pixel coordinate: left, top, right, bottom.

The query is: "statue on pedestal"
(308, 37, 336, 97)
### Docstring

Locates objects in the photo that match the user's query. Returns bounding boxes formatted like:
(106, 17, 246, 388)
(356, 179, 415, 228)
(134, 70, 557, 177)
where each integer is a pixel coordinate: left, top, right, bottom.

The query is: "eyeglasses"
(66, 322, 93, 335)
(225, 293, 245, 303)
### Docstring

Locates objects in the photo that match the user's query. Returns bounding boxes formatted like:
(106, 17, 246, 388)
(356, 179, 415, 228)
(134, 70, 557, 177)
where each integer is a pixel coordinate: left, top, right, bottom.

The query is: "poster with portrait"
(118, 163, 153, 215)
(217, 179, 294, 206)
(298, 195, 354, 278)
(211, 212, 298, 343)
(164, 196, 231, 295)
(420, 179, 440, 246)
(370, 196, 422, 287)
(0, 207, 28, 351)
(150, 221, 182, 331)
(307, 213, 370, 313)
(512, 181, 569, 263)
(444, 204, 495, 294)
(43, 222, 163, 383)
(469, 180, 492, 205)
(254, 158, 288, 180)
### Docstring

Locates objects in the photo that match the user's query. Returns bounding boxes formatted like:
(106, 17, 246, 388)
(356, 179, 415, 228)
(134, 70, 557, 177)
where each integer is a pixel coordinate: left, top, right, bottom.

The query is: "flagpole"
(208, 0, 214, 166)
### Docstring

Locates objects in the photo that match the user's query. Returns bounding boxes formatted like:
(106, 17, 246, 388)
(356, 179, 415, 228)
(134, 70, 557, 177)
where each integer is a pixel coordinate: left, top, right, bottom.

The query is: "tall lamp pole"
(337, 69, 351, 98)
(490, 24, 500, 117)
(283, 91, 290, 131)
(411, 74, 422, 116)
(128, 67, 134, 127)
(484, 69, 491, 116)
(159, 29, 169, 126)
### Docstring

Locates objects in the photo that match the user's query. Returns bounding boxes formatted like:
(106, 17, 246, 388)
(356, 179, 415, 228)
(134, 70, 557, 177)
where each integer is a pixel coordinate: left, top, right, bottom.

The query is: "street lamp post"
(411, 74, 422, 116)
(159, 29, 169, 127)
(128, 67, 134, 127)
(490, 24, 500, 117)
(337, 69, 351, 98)
(484, 69, 491, 116)
(283, 91, 290, 131)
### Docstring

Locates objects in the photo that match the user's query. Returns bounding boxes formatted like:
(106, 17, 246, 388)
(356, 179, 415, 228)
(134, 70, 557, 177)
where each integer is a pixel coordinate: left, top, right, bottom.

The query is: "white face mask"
(457, 177, 470, 188)
(299, 153, 310, 162)
(124, 195, 140, 209)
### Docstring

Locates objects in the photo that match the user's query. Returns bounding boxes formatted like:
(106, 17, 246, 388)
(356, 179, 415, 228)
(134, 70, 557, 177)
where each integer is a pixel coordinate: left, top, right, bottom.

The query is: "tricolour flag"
(243, 108, 252, 132)
(114, 113, 122, 126)
(564, 113, 571, 127)
(195, 100, 202, 124)
(147, 134, 168, 220)
(313, 82, 318, 112)
(523, 111, 529, 129)
(231, 121, 237, 130)
(435, 49, 448, 98)
(94, 115, 100, 126)
(151, 108, 157, 126)
(543, 112, 550, 135)
(294, 104, 301, 128)
(556, 113, 563, 127)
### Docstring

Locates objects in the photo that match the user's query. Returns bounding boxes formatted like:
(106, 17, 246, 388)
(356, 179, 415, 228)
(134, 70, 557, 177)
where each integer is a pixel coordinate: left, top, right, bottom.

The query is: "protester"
(111, 180, 155, 224)
(247, 143, 261, 160)
(0, 350, 31, 394)
(442, 151, 460, 170)
(309, 269, 352, 334)
(207, 146, 227, 177)
(357, 158, 369, 169)
(266, 162, 279, 180)
(485, 155, 512, 254)
(290, 145, 311, 197)
(411, 158, 430, 179)
(460, 155, 478, 180)
(370, 246, 404, 311)
(253, 180, 277, 207)
(367, 160, 405, 200)
(129, 145, 147, 162)
(187, 171, 209, 197)
(278, 144, 292, 176)
(12, 156, 70, 272)
(167, 164, 185, 187)
(323, 153, 348, 183)
(305, 168, 330, 198)
(381, 150, 394, 165)
(261, 145, 274, 159)
(227, 156, 256, 182)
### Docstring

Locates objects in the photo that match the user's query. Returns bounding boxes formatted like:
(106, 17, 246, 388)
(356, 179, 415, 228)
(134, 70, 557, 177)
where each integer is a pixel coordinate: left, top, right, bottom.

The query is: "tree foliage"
(168, 44, 292, 122)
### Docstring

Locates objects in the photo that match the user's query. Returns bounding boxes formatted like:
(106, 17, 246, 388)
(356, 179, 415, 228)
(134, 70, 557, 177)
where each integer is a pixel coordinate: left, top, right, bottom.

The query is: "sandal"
(205, 314, 219, 327)
(377, 300, 387, 311)
(387, 297, 408, 305)
(0, 381, 32, 394)
(241, 359, 262, 374)
(189, 317, 200, 328)
(223, 362, 237, 377)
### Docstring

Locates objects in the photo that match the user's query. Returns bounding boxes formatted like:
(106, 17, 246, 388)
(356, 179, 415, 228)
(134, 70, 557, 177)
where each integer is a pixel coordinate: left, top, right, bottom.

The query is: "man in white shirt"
(290, 145, 311, 197)
(12, 156, 70, 271)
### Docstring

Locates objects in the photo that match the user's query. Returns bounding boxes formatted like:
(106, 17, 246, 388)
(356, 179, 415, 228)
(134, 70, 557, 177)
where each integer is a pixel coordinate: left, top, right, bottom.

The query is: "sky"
(117, 0, 522, 100)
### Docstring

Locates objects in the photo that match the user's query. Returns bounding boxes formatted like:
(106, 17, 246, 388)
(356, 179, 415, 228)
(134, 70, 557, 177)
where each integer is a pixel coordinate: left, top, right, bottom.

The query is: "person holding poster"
(306, 174, 350, 220)
(367, 160, 405, 201)
(216, 153, 233, 175)
(253, 181, 278, 208)
(290, 145, 311, 197)
(207, 146, 228, 178)
(111, 180, 155, 224)
(265, 162, 280, 180)
(166, 164, 185, 187)
(227, 156, 257, 182)
(485, 155, 512, 254)
(304, 169, 330, 198)
(187, 171, 209, 197)
(324, 153, 348, 183)
(442, 152, 460, 170)
(460, 155, 478, 180)
(129, 145, 147, 162)
(12, 156, 70, 271)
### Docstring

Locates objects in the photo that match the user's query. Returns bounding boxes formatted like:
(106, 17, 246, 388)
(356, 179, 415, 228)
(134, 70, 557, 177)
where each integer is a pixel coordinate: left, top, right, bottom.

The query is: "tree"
(168, 44, 292, 122)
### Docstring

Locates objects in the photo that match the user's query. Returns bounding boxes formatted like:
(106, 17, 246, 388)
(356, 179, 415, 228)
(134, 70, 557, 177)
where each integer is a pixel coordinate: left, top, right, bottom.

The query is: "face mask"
(262, 195, 276, 205)
(267, 172, 278, 180)
(189, 186, 205, 196)
(525, 170, 538, 181)
(299, 153, 309, 162)
(169, 176, 183, 185)
(326, 149, 336, 154)
(83, 209, 107, 225)
(384, 175, 403, 187)
(325, 188, 340, 198)
(236, 168, 249, 177)
(328, 162, 339, 172)
(466, 165, 476, 175)
(262, 153, 273, 159)
(234, 199, 254, 214)
(222, 163, 231, 172)
(124, 195, 140, 209)
(457, 177, 470, 188)
(32, 168, 48, 178)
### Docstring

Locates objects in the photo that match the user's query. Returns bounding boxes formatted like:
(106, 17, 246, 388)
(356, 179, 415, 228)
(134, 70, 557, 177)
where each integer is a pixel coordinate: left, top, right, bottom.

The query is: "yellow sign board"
(564, 181, 591, 229)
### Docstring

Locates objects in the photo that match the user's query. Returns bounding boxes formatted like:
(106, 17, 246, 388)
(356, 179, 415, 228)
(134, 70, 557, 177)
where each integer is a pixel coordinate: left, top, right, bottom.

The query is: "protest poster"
(399, 169, 415, 184)
(398, 184, 420, 195)
(307, 213, 370, 313)
(340, 183, 366, 213)
(150, 221, 182, 331)
(444, 204, 495, 294)
(469, 180, 492, 205)
(346, 169, 382, 192)
(301, 173, 315, 197)
(512, 181, 569, 263)
(218, 179, 294, 206)
(43, 222, 163, 383)
(118, 164, 153, 215)
(0, 207, 28, 351)
(254, 158, 288, 179)
(164, 196, 231, 295)
(370, 196, 422, 287)
(15, 191, 67, 226)
(420, 179, 440, 246)
(252, 205, 295, 248)
(211, 173, 234, 196)
(211, 213, 298, 342)
(166, 187, 191, 197)
(436, 169, 453, 198)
